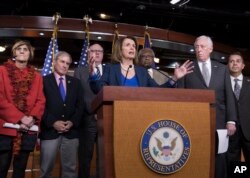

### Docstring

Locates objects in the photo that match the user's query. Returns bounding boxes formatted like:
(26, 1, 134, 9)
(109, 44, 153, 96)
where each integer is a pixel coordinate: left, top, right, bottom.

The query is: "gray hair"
(194, 35, 213, 48)
(54, 51, 72, 63)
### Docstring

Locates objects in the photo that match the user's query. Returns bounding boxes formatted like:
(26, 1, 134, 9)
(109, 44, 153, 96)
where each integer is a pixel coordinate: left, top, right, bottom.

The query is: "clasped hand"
(53, 120, 73, 133)
(19, 116, 35, 132)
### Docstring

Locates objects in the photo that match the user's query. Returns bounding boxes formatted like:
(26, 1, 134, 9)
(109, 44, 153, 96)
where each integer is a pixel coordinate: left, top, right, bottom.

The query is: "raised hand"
(173, 60, 193, 80)
(88, 53, 96, 75)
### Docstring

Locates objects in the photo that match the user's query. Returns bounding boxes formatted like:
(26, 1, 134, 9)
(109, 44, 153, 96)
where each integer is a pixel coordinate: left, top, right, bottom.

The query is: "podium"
(92, 86, 215, 178)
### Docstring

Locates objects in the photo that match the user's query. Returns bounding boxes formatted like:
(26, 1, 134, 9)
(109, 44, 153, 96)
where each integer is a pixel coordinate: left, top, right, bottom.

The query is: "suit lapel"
(114, 64, 122, 85)
(65, 75, 72, 102)
(135, 66, 144, 86)
(209, 61, 219, 88)
(48, 74, 64, 102)
(239, 77, 249, 100)
(194, 61, 207, 87)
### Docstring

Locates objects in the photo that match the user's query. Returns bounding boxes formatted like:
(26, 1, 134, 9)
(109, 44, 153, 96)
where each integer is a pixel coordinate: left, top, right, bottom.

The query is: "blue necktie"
(59, 77, 66, 101)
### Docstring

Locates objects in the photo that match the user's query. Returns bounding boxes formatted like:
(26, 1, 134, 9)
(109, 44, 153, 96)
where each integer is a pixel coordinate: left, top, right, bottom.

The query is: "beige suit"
(149, 68, 170, 85)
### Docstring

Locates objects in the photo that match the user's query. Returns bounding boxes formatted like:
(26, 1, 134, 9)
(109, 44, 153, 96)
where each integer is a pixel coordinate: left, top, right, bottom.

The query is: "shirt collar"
(54, 72, 66, 81)
(198, 58, 211, 65)
(230, 74, 243, 81)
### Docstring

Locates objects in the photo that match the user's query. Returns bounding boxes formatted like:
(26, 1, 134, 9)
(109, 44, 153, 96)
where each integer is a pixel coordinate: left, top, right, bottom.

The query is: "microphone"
(151, 68, 177, 83)
(123, 65, 132, 86)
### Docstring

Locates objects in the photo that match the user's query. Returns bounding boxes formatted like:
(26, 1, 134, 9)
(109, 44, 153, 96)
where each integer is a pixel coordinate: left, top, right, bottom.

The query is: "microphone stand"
(123, 65, 132, 86)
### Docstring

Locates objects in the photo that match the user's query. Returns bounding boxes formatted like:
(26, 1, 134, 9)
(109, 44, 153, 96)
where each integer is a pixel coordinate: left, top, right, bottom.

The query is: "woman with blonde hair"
(0, 40, 45, 178)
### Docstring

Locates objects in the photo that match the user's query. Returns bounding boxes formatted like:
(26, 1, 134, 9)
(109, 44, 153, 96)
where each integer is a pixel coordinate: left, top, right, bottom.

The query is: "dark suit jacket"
(234, 76, 250, 141)
(90, 63, 175, 94)
(74, 66, 101, 127)
(178, 60, 237, 129)
(40, 73, 84, 140)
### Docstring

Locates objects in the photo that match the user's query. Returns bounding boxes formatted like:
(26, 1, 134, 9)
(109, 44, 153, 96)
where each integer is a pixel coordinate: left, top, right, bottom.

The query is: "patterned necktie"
(59, 77, 66, 101)
(96, 66, 101, 79)
(202, 62, 210, 86)
(234, 78, 241, 100)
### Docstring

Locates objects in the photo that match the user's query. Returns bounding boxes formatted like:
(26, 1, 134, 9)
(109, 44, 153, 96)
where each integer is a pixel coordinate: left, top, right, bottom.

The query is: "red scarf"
(4, 60, 35, 155)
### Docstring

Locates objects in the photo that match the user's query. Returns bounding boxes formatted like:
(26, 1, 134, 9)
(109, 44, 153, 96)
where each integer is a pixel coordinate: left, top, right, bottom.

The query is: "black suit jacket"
(234, 76, 250, 141)
(40, 73, 84, 140)
(178, 60, 237, 129)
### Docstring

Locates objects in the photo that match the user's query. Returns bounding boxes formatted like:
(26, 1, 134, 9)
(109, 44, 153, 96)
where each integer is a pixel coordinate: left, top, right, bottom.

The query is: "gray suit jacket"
(74, 66, 103, 127)
(178, 60, 237, 129)
(74, 66, 96, 114)
(234, 76, 250, 141)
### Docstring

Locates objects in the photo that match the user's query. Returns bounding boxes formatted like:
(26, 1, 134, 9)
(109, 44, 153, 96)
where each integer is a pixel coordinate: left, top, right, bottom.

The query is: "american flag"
(78, 32, 89, 67)
(143, 31, 155, 68)
(41, 38, 59, 76)
(143, 31, 151, 48)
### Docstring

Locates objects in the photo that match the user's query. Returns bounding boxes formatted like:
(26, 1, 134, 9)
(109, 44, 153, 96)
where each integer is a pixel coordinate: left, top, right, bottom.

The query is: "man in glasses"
(74, 43, 104, 178)
(138, 48, 170, 85)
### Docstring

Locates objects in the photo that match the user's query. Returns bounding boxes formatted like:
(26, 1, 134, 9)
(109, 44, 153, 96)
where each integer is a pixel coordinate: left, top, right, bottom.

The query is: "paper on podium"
(216, 129, 229, 154)
(3, 123, 39, 132)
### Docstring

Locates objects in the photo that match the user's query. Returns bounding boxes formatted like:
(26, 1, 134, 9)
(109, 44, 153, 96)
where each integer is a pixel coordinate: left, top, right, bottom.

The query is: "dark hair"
(228, 51, 244, 63)
(89, 42, 104, 49)
(111, 36, 138, 64)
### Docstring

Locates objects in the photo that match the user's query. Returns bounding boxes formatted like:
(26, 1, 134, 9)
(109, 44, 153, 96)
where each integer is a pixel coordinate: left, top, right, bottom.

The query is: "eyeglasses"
(141, 55, 154, 59)
(89, 49, 104, 53)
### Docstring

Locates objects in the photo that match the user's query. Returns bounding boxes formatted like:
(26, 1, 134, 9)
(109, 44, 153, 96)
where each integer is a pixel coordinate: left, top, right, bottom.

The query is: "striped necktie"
(96, 66, 101, 79)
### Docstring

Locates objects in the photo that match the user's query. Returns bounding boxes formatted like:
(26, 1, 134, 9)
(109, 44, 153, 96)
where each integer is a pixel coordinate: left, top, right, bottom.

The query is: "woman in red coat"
(0, 40, 45, 178)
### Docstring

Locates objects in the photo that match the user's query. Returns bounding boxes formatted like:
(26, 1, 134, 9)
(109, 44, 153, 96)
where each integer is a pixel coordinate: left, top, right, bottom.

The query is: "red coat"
(0, 63, 46, 136)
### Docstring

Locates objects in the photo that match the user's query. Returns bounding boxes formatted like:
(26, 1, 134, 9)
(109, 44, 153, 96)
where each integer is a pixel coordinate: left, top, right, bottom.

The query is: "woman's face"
(14, 44, 30, 62)
(121, 38, 136, 61)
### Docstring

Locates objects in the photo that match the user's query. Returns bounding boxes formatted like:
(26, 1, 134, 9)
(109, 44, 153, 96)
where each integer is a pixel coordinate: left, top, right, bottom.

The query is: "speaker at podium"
(92, 86, 215, 178)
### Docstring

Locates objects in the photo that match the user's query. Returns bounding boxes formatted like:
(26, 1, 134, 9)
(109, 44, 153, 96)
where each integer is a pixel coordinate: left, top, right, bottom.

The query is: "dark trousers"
(78, 116, 98, 178)
(227, 125, 250, 162)
(215, 153, 227, 178)
(0, 150, 30, 178)
(227, 126, 250, 178)
(214, 131, 227, 178)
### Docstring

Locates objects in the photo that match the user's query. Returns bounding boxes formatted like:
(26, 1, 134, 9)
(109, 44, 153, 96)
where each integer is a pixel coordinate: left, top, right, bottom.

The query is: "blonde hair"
(111, 36, 138, 64)
(12, 40, 34, 60)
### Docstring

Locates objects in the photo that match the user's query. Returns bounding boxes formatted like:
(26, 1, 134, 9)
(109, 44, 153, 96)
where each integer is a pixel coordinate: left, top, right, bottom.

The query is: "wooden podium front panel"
(113, 101, 211, 178)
